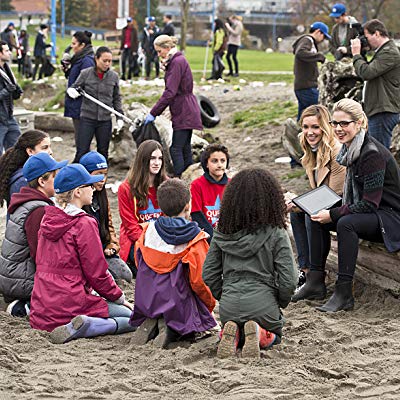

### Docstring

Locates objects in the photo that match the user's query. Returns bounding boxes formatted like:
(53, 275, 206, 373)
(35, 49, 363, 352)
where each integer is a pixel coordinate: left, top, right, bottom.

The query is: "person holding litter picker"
(67, 46, 124, 163)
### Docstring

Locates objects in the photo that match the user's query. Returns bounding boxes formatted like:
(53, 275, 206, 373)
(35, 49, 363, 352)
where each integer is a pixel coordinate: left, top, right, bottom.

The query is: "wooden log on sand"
(34, 112, 75, 132)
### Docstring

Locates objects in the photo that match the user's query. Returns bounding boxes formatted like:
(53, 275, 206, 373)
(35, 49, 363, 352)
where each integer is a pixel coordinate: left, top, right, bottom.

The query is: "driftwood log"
(34, 112, 75, 132)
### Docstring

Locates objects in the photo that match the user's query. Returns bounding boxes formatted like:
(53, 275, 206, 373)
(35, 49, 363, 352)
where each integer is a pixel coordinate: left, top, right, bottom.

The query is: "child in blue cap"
(0, 152, 67, 317)
(29, 163, 135, 343)
(79, 151, 132, 282)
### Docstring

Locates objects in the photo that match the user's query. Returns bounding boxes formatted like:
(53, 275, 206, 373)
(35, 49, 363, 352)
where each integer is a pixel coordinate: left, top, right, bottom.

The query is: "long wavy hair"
(126, 140, 168, 208)
(218, 168, 287, 235)
(0, 130, 49, 207)
(299, 105, 336, 172)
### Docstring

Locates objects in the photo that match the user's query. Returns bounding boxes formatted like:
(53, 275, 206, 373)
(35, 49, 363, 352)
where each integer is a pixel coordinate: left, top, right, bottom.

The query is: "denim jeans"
(170, 129, 193, 177)
(73, 117, 112, 162)
(309, 213, 383, 281)
(0, 117, 21, 154)
(290, 211, 312, 269)
(368, 112, 400, 149)
(295, 88, 319, 121)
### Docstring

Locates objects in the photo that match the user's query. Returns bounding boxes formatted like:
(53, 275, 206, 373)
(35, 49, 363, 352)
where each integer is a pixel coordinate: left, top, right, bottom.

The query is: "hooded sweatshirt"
(30, 206, 123, 332)
(203, 226, 297, 332)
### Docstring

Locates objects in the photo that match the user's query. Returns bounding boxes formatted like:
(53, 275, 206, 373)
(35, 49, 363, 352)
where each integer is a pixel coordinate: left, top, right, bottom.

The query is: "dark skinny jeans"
(309, 213, 383, 282)
(170, 129, 193, 177)
(226, 44, 239, 74)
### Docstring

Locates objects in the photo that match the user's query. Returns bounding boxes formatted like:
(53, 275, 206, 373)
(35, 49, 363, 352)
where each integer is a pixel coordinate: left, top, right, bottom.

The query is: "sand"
(1, 83, 400, 400)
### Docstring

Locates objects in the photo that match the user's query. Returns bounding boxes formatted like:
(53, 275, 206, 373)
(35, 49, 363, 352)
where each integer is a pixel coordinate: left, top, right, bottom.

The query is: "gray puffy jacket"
(0, 200, 48, 301)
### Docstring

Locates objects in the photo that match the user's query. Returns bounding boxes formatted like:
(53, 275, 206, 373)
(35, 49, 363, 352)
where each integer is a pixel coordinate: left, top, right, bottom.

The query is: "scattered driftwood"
(34, 112, 74, 132)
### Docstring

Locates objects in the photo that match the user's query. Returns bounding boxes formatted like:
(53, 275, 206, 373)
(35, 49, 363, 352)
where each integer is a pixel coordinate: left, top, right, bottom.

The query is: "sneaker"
(241, 321, 260, 358)
(217, 321, 239, 359)
(6, 300, 29, 317)
(297, 270, 307, 288)
(259, 329, 277, 349)
(130, 318, 158, 345)
(232, 73, 239, 77)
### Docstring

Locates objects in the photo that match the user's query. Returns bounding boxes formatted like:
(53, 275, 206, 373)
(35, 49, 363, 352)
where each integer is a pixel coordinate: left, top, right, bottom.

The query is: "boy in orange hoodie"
(130, 178, 216, 348)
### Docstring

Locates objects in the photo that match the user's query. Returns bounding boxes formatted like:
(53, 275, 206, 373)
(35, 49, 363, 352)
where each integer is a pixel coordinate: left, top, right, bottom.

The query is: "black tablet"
(292, 185, 342, 216)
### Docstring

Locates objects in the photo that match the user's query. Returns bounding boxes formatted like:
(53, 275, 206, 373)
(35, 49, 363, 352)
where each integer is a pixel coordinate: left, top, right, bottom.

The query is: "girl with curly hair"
(288, 105, 346, 290)
(0, 129, 51, 219)
(118, 140, 168, 269)
(202, 168, 298, 359)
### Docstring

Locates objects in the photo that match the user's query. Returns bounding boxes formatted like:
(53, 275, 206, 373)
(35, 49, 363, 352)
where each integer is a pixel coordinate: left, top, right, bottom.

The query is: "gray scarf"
(336, 129, 365, 205)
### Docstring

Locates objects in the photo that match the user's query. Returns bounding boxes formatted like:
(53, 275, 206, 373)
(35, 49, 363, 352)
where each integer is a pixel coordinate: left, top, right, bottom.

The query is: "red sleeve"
(190, 177, 203, 213)
(25, 206, 46, 260)
(118, 181, 143, 243)
(77, 217, 123, 302)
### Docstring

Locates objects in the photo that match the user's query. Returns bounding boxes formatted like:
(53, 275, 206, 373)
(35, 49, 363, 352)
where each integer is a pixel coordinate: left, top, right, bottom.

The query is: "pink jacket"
(30, 206, 123, 332)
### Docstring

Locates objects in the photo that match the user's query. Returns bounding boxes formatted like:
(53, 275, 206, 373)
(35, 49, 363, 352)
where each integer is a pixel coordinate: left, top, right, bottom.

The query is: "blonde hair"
(154, 35, 178, 49)
(55, 189, 75, 209)
(299, 105, 336, 171)
(332, 99, 368, 130)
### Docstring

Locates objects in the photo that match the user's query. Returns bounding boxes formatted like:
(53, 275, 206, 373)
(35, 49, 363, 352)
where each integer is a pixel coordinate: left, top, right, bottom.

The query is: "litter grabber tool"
(76, 88, 136, 131)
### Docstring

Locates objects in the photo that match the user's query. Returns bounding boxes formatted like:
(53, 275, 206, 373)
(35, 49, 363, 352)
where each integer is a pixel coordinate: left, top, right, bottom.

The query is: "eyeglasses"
(79, 184, 94, 189)
(329, 120, 355, 128)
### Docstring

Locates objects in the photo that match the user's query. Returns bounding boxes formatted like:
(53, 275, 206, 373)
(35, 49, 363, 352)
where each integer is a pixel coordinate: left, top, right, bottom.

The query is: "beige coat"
(304, 140, 346, 195)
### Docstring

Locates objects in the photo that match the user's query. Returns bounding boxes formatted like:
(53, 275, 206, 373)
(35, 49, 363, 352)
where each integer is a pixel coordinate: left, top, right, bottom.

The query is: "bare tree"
(180, 0, 190, 52)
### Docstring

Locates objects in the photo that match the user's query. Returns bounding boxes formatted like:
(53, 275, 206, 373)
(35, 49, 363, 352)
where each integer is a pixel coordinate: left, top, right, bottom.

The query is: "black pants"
(226, 44, 239, 74)
(32, 55, 45, 80)
(309, 213, 383, 281)
(145, 52, 159, 78)
(121, 48, 139, 79)
(170, 129, 193, 177)
(73, 117, 112, 162)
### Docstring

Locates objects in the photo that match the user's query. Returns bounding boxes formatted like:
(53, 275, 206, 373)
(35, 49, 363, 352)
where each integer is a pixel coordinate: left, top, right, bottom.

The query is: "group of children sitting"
(0, 133, 298, 358)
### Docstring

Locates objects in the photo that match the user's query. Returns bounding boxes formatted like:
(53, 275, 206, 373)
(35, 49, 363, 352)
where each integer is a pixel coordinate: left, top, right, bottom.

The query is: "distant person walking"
(293, 22, 330, 121)
(1, 22, 17, 59)
(225, 15, 243, 77)
(161, 14, 175, 36)
(141, 16, 160, 80)
(17, 30, 31, 77)
(67, 46, 124, 162)
(120, 17, 139, 80)
(0, 40, 22, 154)
(32, 24, 52, 81)
(62, 31, 95, 150)
(209, 19, 227, 80)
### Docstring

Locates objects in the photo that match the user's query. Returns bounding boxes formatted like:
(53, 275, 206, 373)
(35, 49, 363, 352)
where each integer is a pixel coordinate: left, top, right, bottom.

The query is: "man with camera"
(329, 3, 359, 60)
(351, 19, 400, 148)
(0, 40, 22, 154)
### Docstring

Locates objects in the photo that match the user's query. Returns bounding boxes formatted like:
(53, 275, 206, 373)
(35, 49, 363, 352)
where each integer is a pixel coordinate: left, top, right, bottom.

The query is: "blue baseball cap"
(148, 16, 156, 22)
(330, 3, 346, 18)
(23, 152, 68, 182)
(127, 17, 133, 22)
(310, 21, 331, 40)
(79, 151, 108, 173)
(54, 164, 104, 194)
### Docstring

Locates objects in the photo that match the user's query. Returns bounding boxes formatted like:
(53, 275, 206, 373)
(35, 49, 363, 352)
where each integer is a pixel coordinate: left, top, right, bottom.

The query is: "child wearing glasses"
(79, 151, 132, 282)
(296, 99, 400, 312)
(287, 105, 346, 293)
(30, 164, 135, 343)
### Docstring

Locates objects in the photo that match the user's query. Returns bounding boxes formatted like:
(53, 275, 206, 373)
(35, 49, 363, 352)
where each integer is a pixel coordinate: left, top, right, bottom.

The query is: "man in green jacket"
(351, 19, 400, 148)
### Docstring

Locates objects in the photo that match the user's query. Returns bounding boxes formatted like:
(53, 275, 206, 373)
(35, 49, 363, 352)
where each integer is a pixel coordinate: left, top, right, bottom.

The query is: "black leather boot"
(316, 281, 354, 312)
(291, 270, 326, 302)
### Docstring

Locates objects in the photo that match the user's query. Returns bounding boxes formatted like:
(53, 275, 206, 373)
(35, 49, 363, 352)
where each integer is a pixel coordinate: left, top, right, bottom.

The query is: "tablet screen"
(292, 185, 342, 215)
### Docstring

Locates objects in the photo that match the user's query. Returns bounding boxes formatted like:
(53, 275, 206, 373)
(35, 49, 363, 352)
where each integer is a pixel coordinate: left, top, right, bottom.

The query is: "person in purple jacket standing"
(144, 35, 203, 177)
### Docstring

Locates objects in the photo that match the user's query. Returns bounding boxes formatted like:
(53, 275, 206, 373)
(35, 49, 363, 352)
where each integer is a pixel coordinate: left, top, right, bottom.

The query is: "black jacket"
(0, 63, 22, 123)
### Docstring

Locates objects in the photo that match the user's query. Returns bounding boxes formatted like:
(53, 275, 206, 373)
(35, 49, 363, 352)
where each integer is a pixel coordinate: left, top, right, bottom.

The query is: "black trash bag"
(131, 121, 162, 147)
(42, 58, 56, 77)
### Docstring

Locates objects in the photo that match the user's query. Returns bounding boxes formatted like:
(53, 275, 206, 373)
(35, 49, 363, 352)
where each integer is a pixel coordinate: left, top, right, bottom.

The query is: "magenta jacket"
(30, 206, 123, 332)
(151, 51, 203, 131)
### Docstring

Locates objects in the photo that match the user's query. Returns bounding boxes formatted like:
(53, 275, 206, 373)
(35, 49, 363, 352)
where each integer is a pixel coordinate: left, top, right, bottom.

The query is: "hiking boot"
(241, 321, 260, 358)
(130, 318, 158, 345)
(217, 321, 240, 359)
(6, 300, 30, 317)
(291, 270, 326, 302)
(316, 281, 354, 313)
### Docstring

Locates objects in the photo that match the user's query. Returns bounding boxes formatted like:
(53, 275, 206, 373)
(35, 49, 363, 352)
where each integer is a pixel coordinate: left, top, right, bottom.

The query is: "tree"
(56, 0, 91, 27)
(180, 0, 190, 52)
(0, 0, 14, 12)
(134, 0, 161, 31)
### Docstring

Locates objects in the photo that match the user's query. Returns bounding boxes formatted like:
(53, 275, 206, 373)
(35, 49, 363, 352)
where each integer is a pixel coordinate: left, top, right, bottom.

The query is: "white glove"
(338, 46, 347, 54)
(67, 87, 81, 99)
(116, 119, 124, 131)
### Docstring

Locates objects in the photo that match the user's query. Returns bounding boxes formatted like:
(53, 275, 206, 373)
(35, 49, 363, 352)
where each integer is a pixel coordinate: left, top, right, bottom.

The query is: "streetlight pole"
(61, 0, 65, 38)
(50, 0, 57, 63)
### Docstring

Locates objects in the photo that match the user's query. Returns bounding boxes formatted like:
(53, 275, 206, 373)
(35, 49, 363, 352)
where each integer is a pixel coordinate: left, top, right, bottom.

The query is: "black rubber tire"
(196, 94, 220, 128)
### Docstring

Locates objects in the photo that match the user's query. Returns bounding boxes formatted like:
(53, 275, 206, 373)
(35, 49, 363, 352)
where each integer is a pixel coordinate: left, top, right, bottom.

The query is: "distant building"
(11, 0, 50, 14)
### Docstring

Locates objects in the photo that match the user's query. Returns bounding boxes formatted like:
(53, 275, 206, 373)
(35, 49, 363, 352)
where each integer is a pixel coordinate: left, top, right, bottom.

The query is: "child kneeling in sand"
(30, 164, 135, 343)
(130, 178, 217, 348)
(202, 168, 298, 358)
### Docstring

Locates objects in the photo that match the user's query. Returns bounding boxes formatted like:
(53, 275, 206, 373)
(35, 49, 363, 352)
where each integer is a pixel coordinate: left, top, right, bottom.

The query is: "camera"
(352, 23, 369, 52)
